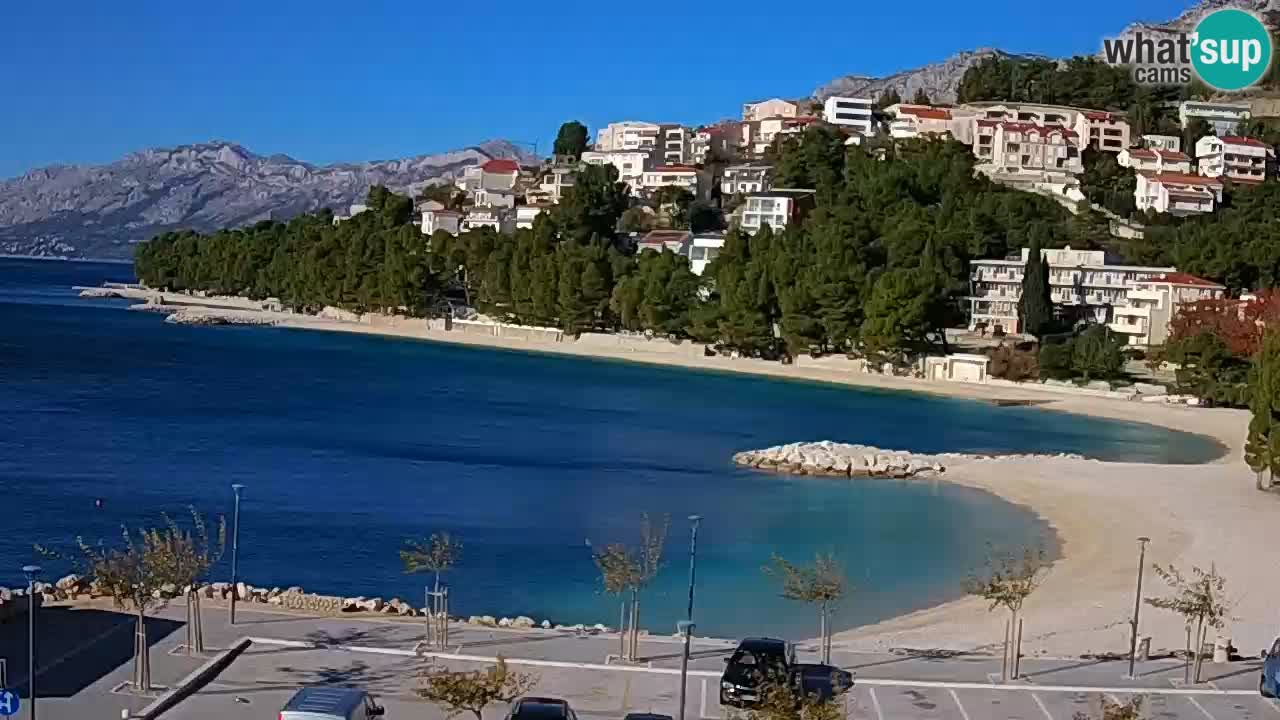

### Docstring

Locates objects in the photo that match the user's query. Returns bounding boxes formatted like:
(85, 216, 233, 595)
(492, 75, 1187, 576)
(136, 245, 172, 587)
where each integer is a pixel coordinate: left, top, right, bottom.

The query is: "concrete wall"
(793, 354, 871, 374)
(573, 333, 706, 357)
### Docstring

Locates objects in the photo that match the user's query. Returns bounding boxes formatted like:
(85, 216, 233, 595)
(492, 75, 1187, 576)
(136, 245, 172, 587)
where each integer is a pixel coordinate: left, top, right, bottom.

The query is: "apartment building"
(595, 121, 661, 152)
(688, 234, 725, 275)
(638, 165, 706, 199)
(968, 102, 1129, 153)
(1110, 273, 1225, 347)
(822, 96, 875, 135)
(479, 159, 520, 191)
(974, 120, 1083, 175)
(581, 150, 652, 190)
(474, 187, 515, 208)
(515, 204, 549, 230)
(1134, 172, 1223, 215)
(420, 208, 462, 236)
(967, 247, 1173, 334)
(660, 125, 691, 165)
(462, 206, 515, 234)
(1179, 100, 1251, 135)
(1118, 147, 1192, 174)
(1081, 111, 1129, 152)
(690, 123, 739, 165)
(742, 116, 819, 157)
(1194, 135, 1273, 184)
(738, 189, 816, 233)
(721, 163, 773, 195)
(539, 166, 576, 202)
(1141, 134, 1182, 152)
(742, 98, 801, 122)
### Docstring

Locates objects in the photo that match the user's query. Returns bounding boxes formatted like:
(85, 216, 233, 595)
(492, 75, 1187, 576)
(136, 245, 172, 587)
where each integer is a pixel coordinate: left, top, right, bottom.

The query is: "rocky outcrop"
(734, 441, 946, 478)
(813, 48, 1037, 104)
(163, 308, 276, 326)
(0, 139, 540, 260)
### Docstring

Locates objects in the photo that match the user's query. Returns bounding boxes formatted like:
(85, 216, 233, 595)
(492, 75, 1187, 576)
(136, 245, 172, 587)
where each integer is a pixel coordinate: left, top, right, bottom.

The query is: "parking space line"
(868, 687, 884, 720)
(1185, 695, 1217, 720)
(1031, 692, 1054, 720)
(948, 689, 971, 720)
(8, 617, 132, 687)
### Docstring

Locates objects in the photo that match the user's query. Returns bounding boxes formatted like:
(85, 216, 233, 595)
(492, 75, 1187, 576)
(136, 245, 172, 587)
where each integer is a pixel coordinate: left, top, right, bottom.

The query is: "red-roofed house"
(691, 122, 740, 165)
(966, 102, 1130, 153)
(975, 121, 1083, 175)
(1111, 273, 1226, 346)
(480, 158, 521, 191)
(1195, 135, 1274, 183)
(1134, 172, 1223, 215)
(886, 104, 956, 140)
(636, 230, 692, 255)
(1118, 147, 1193, 174)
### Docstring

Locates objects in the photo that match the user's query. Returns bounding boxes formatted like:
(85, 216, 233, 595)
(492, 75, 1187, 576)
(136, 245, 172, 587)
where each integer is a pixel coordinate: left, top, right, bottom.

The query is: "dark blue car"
(1261, 638, 1280, 696)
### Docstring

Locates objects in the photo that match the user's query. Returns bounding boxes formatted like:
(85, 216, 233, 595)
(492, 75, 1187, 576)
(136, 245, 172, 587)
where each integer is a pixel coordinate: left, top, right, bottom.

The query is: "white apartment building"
(420, 208, 462, 236)
(967, 247, 1173, 334)
(539, 166, 576, 202)
(1080, 111, 1129, 152)
(474, 187, 515, 208)
(1179, 100, 1251, 135)
(479, 159, 520, 191)
(887, 104, 956, 141)
(968, 102, 1129, 153)
(515, 204, 549, 230)
(1110, 273, 1225, 347)
(1195, 135, 1273, 184)
(1141, 134, 1182, 152)
(1118, 147, 1192, 174)
(721, 164, 773, 195)
(741, 117, 819, 157)
(822, 96, 874, 135)
(1134, 172, 1223, 215)
(595, 121, 661, 152)
(638, 165, 705, 198)
(688, 234, 725, 275)
(661, 125, 691, 165)
(454, 165, 483, 192)
(742, 98, 801, 122)
(462, 206, 515, 234)
(974, 120, 1083, 175)
(738, 189, 815, 233)
(581, 150, 652, 190)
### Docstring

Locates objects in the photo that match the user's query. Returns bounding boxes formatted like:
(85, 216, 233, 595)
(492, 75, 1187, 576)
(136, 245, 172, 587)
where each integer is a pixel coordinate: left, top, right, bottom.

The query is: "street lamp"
(23, 564, 40, 720)
(685, 515, 702, 624)
(676, 620, 695, 720)
(229, 484, 245, 625)
(1127, 536, 1151, 678)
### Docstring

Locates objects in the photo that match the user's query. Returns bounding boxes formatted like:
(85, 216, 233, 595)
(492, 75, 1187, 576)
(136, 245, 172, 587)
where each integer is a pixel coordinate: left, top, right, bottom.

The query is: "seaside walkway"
(1, 599, 1275, 720)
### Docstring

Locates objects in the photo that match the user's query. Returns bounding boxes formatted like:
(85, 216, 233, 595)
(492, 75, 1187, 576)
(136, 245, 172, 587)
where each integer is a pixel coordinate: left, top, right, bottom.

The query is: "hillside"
(0, 140, 538, 260)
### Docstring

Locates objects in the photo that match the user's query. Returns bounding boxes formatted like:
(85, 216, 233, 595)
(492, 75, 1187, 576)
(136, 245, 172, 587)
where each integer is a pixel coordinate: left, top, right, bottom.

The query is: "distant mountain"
(0, 140, 539, 260)
(812, 0, 1279, 104)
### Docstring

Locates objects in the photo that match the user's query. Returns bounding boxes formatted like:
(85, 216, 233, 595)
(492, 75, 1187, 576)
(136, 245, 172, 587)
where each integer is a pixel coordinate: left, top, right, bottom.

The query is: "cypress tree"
(1246, 329, 1280, 489)
(1017, 239, 1053, 337)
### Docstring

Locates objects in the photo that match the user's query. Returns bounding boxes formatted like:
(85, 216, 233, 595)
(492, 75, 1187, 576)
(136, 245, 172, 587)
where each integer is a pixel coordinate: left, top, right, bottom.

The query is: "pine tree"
(1017, 239, 1054, 337)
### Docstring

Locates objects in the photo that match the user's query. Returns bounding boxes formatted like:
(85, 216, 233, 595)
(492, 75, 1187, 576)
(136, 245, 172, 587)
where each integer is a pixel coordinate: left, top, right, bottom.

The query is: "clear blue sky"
(0, 0, 1188, 179)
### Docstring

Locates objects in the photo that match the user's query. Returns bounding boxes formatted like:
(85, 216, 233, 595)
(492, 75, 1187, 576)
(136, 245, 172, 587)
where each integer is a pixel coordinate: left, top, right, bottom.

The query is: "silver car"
(280, 687, 386, 720)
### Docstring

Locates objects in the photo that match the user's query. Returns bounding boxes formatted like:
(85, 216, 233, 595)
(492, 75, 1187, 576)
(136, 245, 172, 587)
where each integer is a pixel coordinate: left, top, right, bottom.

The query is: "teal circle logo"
(1192, 9, 1273, 91)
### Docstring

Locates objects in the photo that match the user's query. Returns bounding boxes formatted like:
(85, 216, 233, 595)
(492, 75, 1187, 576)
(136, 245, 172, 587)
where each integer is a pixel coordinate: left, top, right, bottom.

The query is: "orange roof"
(1150, 272, 1223, 288)
(906, 107, 951, 120)
(1219, 135, 1272, 148)
(1139, 171, 1223, 187)
(1129, 148, 1190, 162)
(481, 159, 520, 174)
(977, 120, 1078, 138)
(651, 164, 698, 172)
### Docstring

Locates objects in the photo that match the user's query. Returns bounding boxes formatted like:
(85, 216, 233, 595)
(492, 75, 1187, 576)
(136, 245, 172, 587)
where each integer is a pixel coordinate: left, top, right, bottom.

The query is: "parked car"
(505, 696, 578, 720)
(1261, 638, 1280, 696)
(790, 663, 854, 701)
(719, 637, 791, 707)
(280, 687, 385, 720)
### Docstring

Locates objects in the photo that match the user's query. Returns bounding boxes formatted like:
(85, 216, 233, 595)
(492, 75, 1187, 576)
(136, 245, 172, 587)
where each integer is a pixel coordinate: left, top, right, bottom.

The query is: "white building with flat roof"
(738, 189, 815, 233)
(688, 234, 725, 275)
(421, 208, 462, 236)
(1195, 135, 1273, 184)
(1110, 273, 1225, 347)
(1135, 172, 1223, 215)
(595, 121, 661, 152)
(967, 247, 1173, 335)
(1141, 134, 1182, 152)
(581, 150, 652, 190)
(638, 165, 705, 198)
(1179, 100, 1251, 135)
(822, 96, 874, 135)
(721, 164, 773, 196)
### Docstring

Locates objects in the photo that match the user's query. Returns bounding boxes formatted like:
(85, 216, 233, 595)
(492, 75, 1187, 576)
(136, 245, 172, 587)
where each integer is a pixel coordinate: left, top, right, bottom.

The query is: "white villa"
(1109, 273, 1225, 347)
(1134, 172, 1223, 215)
(1194, 135, 1273, 184)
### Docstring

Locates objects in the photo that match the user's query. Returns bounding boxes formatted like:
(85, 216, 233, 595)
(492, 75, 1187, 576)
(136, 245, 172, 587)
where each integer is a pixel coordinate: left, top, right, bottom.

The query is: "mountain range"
(0, 140, 538, 260)
(2, 0, 1275, 260)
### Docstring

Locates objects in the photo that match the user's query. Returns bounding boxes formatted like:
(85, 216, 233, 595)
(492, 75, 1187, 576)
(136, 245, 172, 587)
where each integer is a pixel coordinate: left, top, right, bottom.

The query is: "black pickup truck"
(719, 637, 853, 708)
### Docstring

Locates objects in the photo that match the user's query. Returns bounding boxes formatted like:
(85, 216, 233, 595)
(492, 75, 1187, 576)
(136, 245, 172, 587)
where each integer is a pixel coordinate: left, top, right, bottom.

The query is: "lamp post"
(685, 515, 702, 623)
(23, 564, 40, 720)
(677, 620, 695, 720)
(1127, 536, 1151, 679)
(229, 484, 245, 625)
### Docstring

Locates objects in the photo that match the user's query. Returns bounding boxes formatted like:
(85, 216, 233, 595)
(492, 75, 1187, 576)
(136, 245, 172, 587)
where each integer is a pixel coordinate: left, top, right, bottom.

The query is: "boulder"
(360, 598, 384, 612)
(1085, 380, 1112, 391)
(540, 619, 552, 629)
(235, 582, 249, 600)
(498, 617, 513, 628)
(476, 615, 498, 627)
(512, 616, 535, 629)
(160, 583, 180, 599)
(343, 597, 366, 612)
(1133, 382, 1168, 396)
(55, 574, 84, 592)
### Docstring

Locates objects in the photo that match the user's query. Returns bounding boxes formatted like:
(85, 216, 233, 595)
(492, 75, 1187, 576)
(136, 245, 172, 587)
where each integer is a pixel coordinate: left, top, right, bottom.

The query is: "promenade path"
(0, 599, 1275, 720)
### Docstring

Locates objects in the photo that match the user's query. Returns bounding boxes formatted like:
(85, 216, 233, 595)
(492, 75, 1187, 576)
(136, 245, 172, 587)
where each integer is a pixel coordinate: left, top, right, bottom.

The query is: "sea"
(0, 258, 1222, 640)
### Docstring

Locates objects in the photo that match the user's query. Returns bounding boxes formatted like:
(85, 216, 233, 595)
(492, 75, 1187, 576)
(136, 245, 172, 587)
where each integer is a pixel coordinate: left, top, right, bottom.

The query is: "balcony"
(1113, 304, 1151, 318)
(1109, 321, 1146, 335)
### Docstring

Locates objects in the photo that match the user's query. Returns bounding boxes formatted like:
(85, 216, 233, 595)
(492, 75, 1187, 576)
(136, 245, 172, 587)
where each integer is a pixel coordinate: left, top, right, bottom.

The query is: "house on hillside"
(1134, 172, 1223, 215)
(691, 123, 740, 165)
(638, 165, 707, 199)
(974, 120, 1083, 176)
(721, 164, 773, 196)
(581, 150, 652, 192)
(1195, 135, 1273, 184)
(480, 159, 520, 191)
(822, 96, 875, 136)
(462, 206, 515, 234)
(742, 98, 801, 122)
(1179, 100, 1251, 135)
(636, 230, 691, 255)
(421, 207, 462, 236)
(737, 189, 816, 234)
(1118, 147, 1192, 174)
(688, 234, 725, 275)
(1110, 273, 1225, 347)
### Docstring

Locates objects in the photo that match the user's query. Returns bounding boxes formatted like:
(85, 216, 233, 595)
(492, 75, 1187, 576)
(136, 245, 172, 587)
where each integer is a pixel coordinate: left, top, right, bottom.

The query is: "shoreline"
(81, 288, 1258, 657)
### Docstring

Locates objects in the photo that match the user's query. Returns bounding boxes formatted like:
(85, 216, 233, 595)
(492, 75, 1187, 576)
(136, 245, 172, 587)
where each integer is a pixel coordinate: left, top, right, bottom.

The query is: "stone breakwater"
(3, 575, 616, 634)
(733, 441, 1086, 478)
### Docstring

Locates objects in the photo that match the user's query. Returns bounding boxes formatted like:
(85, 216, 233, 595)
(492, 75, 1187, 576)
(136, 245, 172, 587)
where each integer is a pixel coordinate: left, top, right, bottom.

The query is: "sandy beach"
(101, 290, 1264, 658)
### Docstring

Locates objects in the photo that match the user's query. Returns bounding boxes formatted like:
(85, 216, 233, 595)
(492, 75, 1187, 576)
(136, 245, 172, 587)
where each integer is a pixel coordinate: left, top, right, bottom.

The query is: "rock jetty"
(733, 441, 946, 478)
(163, 307, 276, 326)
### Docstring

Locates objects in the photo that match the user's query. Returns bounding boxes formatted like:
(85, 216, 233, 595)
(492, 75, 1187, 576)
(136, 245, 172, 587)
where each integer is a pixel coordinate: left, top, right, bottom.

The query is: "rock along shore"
(733, 441, 1085, 478)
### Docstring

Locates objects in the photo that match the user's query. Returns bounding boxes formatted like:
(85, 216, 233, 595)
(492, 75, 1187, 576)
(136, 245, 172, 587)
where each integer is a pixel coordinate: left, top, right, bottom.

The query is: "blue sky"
(0, 0, 1189, 179)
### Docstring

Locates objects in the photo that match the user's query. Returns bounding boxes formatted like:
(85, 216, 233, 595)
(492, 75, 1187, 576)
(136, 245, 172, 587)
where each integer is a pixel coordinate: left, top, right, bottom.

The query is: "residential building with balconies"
(660, 125, 691, 165)
(462, 206, 515, 234)
(886, 104, 954, 140)
(538, 166, 576, 202)
(822, 96, 874, 136)
(742, 98, 801, 122)
(1118, 147, 1193, 174)
(581, 150, 652, 191)
(721, 164, 773, 196)
(595, 121, 662, 152)
(1141, 134, 1182, 152)
(1109, 272, 1225, 347)
(516, 204, 550, 230)
(691, 123, 739, 165)
(967, 247, 1173, 334)
(964, 102, 1128, 153)
(1134, 172, 1223, 215)
(1179, 100, 1251, 135)
(638, 165, 707, 199)
(421, 208, 462, 236)
(737, 189, 816, 234)
(1080, 111, 1130, 153)
(688, 234, 724, 275)
(974, 120, 1083, 175)
(1194, 135, 1273, 184)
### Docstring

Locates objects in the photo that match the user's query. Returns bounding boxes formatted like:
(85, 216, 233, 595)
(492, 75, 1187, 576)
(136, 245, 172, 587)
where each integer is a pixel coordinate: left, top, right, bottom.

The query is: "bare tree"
(1073, 695, 1143, 720)
(157, 509, 226, 655)
(1145, 564, 1231, 683)
(963, 545, 1050, 681)
(402, 532, 462, 648)
(591, 513, 669, 661)
(764, 553, 846, 663)
(417, 657, 538, 720)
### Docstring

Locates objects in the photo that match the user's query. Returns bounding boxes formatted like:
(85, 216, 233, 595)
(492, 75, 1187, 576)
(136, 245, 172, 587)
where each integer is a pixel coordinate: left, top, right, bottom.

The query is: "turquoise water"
(0, 259, 1220, 639)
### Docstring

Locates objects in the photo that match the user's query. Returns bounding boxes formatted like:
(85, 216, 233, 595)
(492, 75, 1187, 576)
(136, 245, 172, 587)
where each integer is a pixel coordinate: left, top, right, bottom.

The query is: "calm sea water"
(0, 259, 1220, 639)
